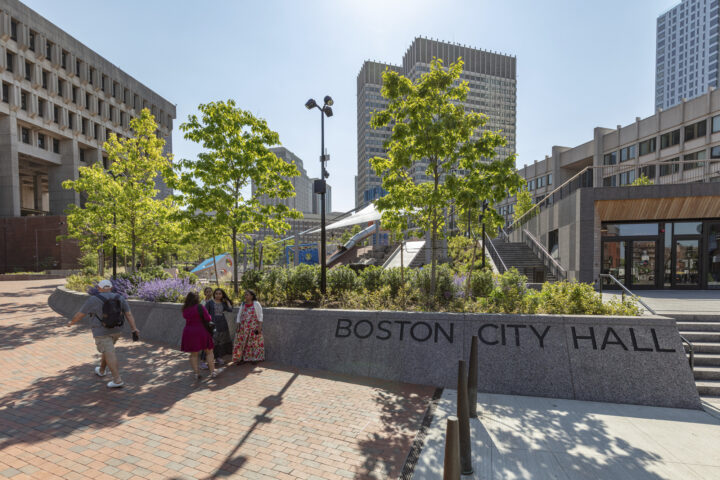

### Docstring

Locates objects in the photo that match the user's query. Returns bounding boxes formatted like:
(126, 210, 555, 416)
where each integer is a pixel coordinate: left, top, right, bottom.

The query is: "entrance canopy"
(307, 203, 382, 234)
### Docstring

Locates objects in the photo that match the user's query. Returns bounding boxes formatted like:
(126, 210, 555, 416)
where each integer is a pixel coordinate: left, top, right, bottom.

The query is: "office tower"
(355, 37, 516, 207)
(655, 0, 719, 110)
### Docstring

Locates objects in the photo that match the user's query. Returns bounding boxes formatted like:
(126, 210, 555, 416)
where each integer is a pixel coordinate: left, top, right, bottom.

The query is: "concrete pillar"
(48, 138, 79, 215)
(0, 114, 20, 216)
(33, 175, 42, 211)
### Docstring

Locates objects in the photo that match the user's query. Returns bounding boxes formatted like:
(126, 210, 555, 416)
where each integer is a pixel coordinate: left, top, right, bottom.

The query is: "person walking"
(204, 288, 234, 366)
(232, 289, 265, 365)
(67, 279, 139, 388)
(181, 292, 219, 379)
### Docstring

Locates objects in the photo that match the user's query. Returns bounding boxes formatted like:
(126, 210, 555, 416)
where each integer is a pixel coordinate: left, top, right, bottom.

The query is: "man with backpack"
(68, 279, 140, 388)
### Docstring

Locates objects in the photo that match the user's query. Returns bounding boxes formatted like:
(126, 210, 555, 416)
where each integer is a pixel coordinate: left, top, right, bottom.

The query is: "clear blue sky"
(24, 0, 679, 212)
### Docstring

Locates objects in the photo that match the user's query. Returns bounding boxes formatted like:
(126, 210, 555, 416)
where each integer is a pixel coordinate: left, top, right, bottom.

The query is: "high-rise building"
(254, 147, 313, 214)
(0, 0, 175, 272)
(355, 37, 517, 207)
(655, 0, 719, 110)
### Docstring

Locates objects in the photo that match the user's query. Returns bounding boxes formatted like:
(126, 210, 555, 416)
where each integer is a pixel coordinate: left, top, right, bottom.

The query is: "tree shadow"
(0, 314, 87, 350)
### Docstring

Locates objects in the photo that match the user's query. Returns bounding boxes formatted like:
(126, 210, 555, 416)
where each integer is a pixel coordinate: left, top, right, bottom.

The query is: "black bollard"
(443, 416, 460, 480)
(468, 335, 478, 418)
(457, 360, 473, 475)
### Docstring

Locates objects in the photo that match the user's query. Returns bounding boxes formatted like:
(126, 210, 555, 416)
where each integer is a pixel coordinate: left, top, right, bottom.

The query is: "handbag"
(197, 305, 216, 335)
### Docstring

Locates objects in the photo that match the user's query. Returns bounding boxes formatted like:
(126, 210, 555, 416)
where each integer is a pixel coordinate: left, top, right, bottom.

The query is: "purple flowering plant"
(136, 277, 199, 303)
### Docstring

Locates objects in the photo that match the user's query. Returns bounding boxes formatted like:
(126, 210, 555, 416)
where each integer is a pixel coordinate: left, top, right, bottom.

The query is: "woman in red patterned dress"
(232, 289, 265, 365)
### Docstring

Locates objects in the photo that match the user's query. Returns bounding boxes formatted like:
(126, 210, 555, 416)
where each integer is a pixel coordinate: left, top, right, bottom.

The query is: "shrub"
(468, 268, 494, 297)
(139, 265, 171, 280)
(79, 251, 98, 275)
(241, 269, 263, 292)
(604, 297, 643, 316)
(537, 281, 605, 315)
(359, 266, 384, 292)
(327, 266, 359, 296)
(136, 277, 199, 303)
(410, 264, 456, 305)
(287, 264, 319, 301)
(381, 268, 406, 296)
(258, 267, 289, 304)
(176, 270, 199, 284)
(485, 268, 527, 313)
(66, 274, 103, 293)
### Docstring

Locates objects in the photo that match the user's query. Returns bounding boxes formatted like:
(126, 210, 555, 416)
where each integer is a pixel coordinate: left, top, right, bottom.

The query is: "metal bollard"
(468, 335, 478, 418)
(457, 360, 474, 475)
(443, 416, 460, 480)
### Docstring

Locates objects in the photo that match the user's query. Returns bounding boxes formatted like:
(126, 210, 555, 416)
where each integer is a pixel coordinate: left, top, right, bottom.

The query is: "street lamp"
(306, 95, 333, 295)
(479, 200, 488, 269)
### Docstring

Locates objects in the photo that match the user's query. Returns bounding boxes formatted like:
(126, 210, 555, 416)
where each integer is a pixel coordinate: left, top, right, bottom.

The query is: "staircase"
(490, 240, 557, 283)
(676, 314, 720, 397)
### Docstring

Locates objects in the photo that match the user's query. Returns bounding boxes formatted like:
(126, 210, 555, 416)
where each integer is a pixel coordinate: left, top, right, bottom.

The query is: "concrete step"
(681, 332, 720, 343)
(677, 322, 720, 332)
(697, 380, 720, 396)
(692, 342, 720, 354)
(693, 354, 720, 367)
(694, 367, 720, 381)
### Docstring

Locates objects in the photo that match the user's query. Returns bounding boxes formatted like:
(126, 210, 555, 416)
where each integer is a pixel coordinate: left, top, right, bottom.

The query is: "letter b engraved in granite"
(572, 326, 597, 349)
(336, 318, 351, 338)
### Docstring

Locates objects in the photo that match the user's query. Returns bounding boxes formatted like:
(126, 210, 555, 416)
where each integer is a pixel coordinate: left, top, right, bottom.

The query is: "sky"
(23, 0, 681, 212)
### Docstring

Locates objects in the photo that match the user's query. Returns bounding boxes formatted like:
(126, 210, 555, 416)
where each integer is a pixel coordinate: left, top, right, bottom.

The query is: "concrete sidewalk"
(412, 390, 720, 479)
(601, 290, 720, 316)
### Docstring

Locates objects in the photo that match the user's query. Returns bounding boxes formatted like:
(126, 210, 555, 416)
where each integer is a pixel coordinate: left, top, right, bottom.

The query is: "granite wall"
(49, 287, 701, 409)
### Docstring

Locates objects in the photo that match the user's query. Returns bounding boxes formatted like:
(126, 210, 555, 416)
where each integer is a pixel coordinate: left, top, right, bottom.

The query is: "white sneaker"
(107, 379, 124, 388)
(210, 368, 224, 379)
(95, 366, 107, 377)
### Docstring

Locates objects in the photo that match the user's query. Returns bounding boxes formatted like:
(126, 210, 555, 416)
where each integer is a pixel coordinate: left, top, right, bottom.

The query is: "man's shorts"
(94, 333, 121, 354)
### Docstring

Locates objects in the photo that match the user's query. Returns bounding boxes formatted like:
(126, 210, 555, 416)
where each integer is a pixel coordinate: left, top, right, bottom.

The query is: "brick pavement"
(0, 280, 435, 479)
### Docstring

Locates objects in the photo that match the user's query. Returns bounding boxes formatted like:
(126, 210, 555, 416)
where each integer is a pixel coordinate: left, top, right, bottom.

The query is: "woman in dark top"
(204, 288, 234, 366)
(181, 292, 218, 379)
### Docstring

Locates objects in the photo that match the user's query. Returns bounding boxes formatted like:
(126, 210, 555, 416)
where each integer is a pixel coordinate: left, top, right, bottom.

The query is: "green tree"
(63, 109, 176, 272)
(370, 57, 521, 300)
(630, 174, 653, 186)
(513, 187, 535, 224)
(169, 100, 302, 294)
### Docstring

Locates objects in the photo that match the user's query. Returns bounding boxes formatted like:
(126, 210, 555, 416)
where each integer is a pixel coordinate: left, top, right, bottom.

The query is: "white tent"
(307, 203, 382, 234)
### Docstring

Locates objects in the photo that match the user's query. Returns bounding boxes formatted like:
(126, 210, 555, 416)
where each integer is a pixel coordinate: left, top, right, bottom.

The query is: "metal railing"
(484, 231, 507, 273)
(599, 273, 695, 370)
(522, 229, 566, 281)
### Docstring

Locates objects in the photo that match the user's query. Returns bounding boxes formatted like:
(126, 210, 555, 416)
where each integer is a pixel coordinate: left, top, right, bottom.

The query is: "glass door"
(706, 222, 720, 289)
(602, 241, 626, 287)
(674, 239, 700, 287)
(629, 240, 657, 288)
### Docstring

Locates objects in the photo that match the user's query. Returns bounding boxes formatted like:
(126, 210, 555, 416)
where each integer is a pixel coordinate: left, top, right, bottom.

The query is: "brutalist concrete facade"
(355, 37, 517, 208)
(0, 0, 175, 220)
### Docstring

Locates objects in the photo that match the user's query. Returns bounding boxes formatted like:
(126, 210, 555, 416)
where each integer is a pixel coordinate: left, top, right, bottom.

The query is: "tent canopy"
(307, 203, 382, 234)
(191, 253, 230, 273)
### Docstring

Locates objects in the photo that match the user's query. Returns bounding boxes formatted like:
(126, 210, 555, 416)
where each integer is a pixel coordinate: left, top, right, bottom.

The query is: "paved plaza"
(601, 290, 720, 316)
(0, 280, 434, 480)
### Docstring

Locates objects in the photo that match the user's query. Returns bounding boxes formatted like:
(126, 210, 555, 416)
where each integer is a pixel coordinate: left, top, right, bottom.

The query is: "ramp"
(327, 224, 377, 267)
(382, 240, 425, 269)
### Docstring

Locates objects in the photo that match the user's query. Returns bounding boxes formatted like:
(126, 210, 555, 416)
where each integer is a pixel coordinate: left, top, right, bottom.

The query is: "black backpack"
(94, 293, 125, 329)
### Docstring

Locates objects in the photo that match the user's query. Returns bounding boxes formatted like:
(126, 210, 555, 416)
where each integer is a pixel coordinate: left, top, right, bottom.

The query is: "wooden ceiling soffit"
(596, 196, 720, 221)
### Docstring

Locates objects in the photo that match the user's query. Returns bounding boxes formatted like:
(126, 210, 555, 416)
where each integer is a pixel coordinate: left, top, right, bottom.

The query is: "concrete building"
(0, 0, 175, 272)
(655, 0, 719, 110)
(497, 89, 720, 289)
(355, 37, 516, 207)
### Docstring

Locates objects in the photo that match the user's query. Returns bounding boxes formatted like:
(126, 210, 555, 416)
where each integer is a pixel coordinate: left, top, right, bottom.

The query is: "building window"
(603, 152, 617, 165)
(53, 138, 60, 153)
(528, 178, 535, 190)
(112, 82, 117, 98)
(58, 79, 66, 99)
(1, 83, 8, 103)
(6, 52, 13, 73)
(684, 119, 707, 141)
(79, 149, 85, 163)
(683, 150, 706, 170)
(547, 173, 553, 185)
(53, 105, 59, 123)
(61, 50, 68, 70)
(88, 68, 94, 86)
(29, 31, 35, 52)
(41, 70, 48, 89)
(660, 129, 680, 148)
(619, 145, 636, 162)
(20, 91, 27, 111)
(37, 133, 45, 149)
(712, 115, 720, 133)
(24, 61, 31, 82)
(639, 137, 657, 155)
(94, 124, 99, 140)
(46, 41, 52, 60)
(711, 145, 720, 158)
(659, 157, 680, 176)
(548, 229, 559, 258)
(10, 20, 17, 41)
(68, 113, 73, 130)
(81, 118, 87, 135)
(38, 98, 44, 117)
(538, 175, 545, 188)
(638, 165, 656, 179)
(21, 127, 30, 144)
(72, 87, 78, 104)
(619, 170, 636, 185)
(75, 59, 80, 76)
(603, 175, 617, 187)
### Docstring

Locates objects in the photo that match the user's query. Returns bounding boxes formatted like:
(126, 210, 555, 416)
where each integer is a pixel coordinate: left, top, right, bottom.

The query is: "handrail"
(522, 229, 566, 280)
(598, 273, 694, 369)
(484, 232, 507, 273)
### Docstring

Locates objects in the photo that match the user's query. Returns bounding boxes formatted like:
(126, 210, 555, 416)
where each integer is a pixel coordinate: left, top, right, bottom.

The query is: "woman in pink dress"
(232, 289, 265, 365)
(181, 292, 218, 379)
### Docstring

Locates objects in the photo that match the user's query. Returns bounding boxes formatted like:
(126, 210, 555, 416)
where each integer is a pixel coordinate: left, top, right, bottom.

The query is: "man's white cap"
(98, 279, 113, 288)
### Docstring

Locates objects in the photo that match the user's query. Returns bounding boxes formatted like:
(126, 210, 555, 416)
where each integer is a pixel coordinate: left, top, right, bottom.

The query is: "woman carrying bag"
(232, 289, 265, 365)
(181, 292, 219, 379)
(204, 288, 234, 365)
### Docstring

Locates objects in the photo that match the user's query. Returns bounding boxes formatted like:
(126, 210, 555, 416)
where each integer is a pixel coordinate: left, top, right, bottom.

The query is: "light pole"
(480, 200, 488, 269)
(305, 95, 333, 295)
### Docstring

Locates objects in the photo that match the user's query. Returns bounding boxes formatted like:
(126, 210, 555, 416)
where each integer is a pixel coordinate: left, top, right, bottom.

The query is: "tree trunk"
(465, 233, 478, 300)
(212, 246, 219, 286)
(232, 228, 239, 295)
(400, 237, 405, 310)
(131, 226, 136, 273)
